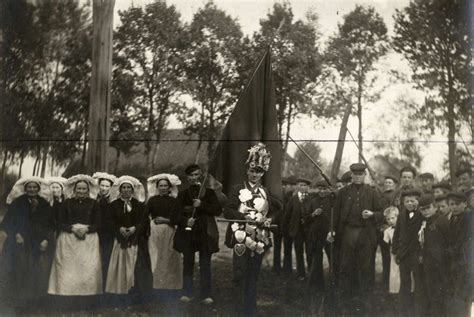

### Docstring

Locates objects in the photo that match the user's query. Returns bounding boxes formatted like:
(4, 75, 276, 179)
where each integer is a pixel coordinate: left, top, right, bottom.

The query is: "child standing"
(383, 206, 400, 294)
(417, 195, 450, 316)
(392, 188, 423, 316)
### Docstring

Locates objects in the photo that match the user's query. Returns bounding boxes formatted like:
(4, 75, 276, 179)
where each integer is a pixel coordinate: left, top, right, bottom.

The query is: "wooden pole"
(86, 0, 115, 173)
(330, 102, 352, 183)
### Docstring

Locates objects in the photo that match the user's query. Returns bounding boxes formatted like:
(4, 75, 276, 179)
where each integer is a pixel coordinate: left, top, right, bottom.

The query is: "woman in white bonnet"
(146, 173, 183, 296)
(0, 177, 53, 311)
(48, 174, 102, 308)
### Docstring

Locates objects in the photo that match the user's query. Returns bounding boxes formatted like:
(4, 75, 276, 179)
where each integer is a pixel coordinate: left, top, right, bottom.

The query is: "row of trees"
(0, 0, 470, 183)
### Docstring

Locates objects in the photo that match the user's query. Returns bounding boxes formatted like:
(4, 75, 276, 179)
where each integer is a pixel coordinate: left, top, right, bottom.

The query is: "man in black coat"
(282, 177, 313, 279)
(306, 180, 334, 291)
(446, 192, 473, 317)
(327, 163, 383, 314)
(174, 164, 222, 304)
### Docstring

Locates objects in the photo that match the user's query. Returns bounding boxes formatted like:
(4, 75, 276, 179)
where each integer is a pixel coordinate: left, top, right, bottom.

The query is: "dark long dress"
(0, 194, 54, 307)
(105, 198, 152, 294)
(97, 194, 114, 285)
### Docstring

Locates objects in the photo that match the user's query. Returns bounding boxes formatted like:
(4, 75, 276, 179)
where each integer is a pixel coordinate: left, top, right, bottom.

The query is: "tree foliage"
(178, 2, 244, 160)
(114, 1, 186, 173)
(393, 0, 470, 179)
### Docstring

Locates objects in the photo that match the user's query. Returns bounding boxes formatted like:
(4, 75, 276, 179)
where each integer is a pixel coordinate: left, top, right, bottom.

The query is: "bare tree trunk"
(114, 148, 120, 175)
(283, 103, 294, 155)
(446, 69, 457, 182)
(330, 102, 352, 183)
(18, 151, 25, 178)
(86, 0, 115, 174)
(1, 148, 8, 182)
(40, 143, 49, 177)
(33, 144, 41, 176)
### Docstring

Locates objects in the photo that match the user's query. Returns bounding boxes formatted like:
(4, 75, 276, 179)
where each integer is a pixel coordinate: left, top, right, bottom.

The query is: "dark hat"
(350, 163, 366, 173)
(418, 195, 435, 208)
(296, 177, 311, 185)
(282, 177, 290, 185)
(315, 180, 330, 188)
(384, 175, 398, 183)
(286, 175, 298, 185)
(434, 194, 448, 202)
(447, 192, 467, 202)
(341, 171, 352, 182)
(401, 188, 422, 198)
(432, 181, 451, 191)
(466, 187, 474, 196)
(185, 164, 201, 175)
(419, 172, 434, 179)
(400, 166, 417, 177)
(455, 167, 472, 177)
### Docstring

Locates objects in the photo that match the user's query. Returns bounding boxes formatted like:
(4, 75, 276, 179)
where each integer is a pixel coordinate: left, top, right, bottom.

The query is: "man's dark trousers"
(182, 249, 212, 299)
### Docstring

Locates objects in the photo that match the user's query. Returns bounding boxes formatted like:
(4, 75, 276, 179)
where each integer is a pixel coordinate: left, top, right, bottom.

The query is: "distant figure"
(432, 181, 452, 198)
(419, 172, 434, 195)
(455, 167, 472, 193)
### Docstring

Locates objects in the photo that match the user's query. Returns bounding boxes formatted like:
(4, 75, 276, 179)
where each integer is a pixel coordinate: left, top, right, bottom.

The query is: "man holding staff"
(174, 164, 222, 304)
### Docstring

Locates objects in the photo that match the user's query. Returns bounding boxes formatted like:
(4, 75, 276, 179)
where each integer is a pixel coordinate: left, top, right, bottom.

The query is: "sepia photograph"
(0, 0, 472, 316)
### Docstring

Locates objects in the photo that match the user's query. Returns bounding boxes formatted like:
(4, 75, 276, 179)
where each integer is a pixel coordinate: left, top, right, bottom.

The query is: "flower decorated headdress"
(6, 177, 50, 204)
(110, 175, 146, 202)
(147, 174, 181, 198)
(245, 142, 271, 172)
(64, 174, 98, 199)
(92, 172, 117, 186)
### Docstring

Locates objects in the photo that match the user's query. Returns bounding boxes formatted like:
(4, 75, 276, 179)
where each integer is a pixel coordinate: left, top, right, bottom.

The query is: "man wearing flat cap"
(175, 164, 222, 304)
(327, 163, 383, 313)
(305, 180, 335, 292)
(283, 177, 314, 279)
(340, 171, 352, 187)
(382, 175, 398, 209)
(455, 167, 472, 193)
(392, 166, 418, 207)
(419, 172, 434, 195)
(446, 191, 473, 316)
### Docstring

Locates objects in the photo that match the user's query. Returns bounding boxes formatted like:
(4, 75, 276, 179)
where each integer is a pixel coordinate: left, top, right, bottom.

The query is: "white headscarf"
(147, 174, 181, 198)
(92, 172, 117, 186)
(64, 174, 98, 199)
(110, 175, 146, 203)
(6, 177, 50, 204)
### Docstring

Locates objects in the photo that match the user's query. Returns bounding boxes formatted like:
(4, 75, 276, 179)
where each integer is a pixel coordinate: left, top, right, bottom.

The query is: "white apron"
(105, 239, 138, 294)
(48, 224, 102, 295)
(148, 222, 182, 289)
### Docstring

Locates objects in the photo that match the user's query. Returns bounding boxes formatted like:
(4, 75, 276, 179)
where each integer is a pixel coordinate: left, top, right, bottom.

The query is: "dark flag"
(209, 47, 282, 200)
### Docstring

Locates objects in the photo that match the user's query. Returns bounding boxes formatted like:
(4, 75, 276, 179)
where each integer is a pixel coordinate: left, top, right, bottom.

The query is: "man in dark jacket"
(174, 164, 222, 304)
(283, 177, 313, 279)
(327, 163, 383, 314)
(447, 192, 472, 317)
(306, 180, 334, 291)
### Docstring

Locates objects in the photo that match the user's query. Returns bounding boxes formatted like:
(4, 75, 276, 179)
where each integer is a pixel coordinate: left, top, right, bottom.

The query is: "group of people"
(0, 141, 472, 316)
(274, 163, 473, 316)
(0, 164, 224, 312)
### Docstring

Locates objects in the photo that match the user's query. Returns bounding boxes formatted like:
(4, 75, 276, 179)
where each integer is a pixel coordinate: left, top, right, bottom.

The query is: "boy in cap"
(283, 177, 313, 279)
(435, 195, 451, 219)
(327, 163, 383, 313)
(419, 173, 434, 195)
(340, 171, 352, 187)
(432, 181, 451, 198)
(305, 180, 335, 292)
(392, 188, 424, 316)
(447, 192, 473, 316)
(382, 175, 398, 209)
(417, 195, 450, 316)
